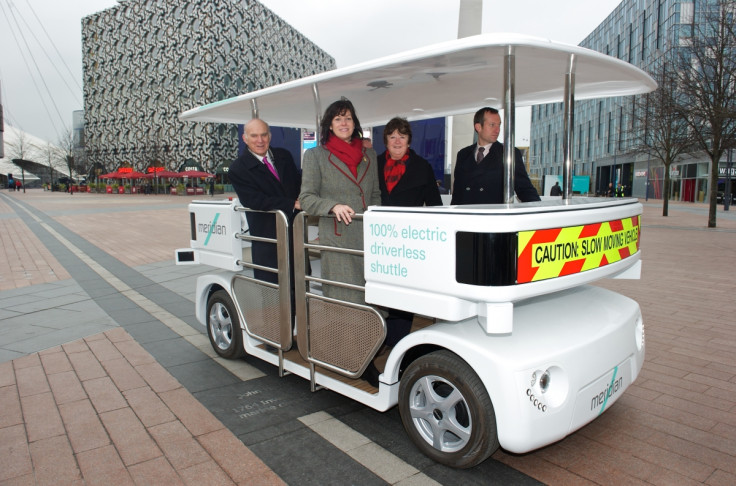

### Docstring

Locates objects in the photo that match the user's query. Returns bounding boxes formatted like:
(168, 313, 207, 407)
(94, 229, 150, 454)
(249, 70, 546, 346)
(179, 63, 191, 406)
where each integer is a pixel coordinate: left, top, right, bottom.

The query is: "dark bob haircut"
(319, 99, 363, 145)
(382, 117, 412, 145)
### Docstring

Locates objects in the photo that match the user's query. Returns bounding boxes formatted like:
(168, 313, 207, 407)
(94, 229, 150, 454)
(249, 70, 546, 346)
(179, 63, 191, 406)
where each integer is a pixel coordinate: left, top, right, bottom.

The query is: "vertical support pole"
(503, 47, 516, 204)
(646, 153, 651, 201)
(250, 99, 259, 119)
(0, 79, 4, 159)
(562, 54, 577, 200)
(312, 83, 322, 145)
(725, 148, 733, 211)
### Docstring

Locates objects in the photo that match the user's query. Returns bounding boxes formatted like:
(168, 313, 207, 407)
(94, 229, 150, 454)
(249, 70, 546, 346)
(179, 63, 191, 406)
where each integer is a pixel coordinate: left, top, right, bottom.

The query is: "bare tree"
(5, 127, 37, 161)
(674, 0, 736, 227)
(631, 58, 697, 216)
(5, 128, 40, 191)
(36, 141, 66, 188)
(57, 129, 76, 189)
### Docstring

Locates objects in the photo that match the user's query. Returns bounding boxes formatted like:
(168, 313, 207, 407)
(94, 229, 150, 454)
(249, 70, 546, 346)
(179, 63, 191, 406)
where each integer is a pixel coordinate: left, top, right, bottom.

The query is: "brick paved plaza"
(1, 189, 735, 485)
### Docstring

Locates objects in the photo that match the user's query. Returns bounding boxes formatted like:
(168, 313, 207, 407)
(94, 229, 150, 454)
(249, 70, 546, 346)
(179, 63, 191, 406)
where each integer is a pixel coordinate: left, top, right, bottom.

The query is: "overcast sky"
(0, 0, 622, 145)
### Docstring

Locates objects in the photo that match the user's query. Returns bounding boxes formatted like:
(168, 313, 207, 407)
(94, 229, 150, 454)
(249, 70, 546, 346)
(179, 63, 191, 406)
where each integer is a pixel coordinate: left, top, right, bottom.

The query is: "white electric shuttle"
(176, 33, 655, 468)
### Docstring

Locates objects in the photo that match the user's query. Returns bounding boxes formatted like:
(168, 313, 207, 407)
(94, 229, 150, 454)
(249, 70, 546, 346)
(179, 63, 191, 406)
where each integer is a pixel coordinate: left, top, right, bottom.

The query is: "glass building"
(81, 0, 335, 176)
(529, 0, 728, 201)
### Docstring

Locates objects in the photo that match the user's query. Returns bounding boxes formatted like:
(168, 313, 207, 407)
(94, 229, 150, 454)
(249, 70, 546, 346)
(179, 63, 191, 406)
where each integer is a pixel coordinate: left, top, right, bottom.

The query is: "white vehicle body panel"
(177, 33, 654, 461)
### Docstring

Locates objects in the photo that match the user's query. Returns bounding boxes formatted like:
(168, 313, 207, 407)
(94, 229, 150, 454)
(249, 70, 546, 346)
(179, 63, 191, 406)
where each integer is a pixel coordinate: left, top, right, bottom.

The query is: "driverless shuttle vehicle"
(176, 34, 654, 468)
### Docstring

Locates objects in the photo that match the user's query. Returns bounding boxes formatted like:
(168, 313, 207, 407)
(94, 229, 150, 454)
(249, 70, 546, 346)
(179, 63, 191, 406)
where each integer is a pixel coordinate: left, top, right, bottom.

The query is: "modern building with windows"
(81, 0, 335, 177)
(529, 0, 730, 201)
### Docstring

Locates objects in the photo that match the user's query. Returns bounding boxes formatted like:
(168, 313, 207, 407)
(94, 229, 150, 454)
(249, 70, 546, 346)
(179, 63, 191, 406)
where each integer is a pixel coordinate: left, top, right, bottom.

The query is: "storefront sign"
(718, 166, 736, 177)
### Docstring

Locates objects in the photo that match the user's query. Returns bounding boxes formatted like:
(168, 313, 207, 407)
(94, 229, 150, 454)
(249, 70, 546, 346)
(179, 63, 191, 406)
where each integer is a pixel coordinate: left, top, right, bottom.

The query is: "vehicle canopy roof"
(179, 33, 657, 128)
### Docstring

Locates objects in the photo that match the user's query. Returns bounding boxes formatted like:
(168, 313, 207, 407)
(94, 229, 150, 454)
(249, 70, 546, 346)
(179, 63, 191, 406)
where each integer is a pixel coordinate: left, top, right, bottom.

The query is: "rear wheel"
(398, 351, 499, 469)
(207, 290, 244, 359)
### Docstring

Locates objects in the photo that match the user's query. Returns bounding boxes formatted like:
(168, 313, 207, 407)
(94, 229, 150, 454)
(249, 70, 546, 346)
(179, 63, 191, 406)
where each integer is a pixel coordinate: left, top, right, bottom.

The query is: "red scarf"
(323, 134, 364, 178)
(384, 152, 408, 193)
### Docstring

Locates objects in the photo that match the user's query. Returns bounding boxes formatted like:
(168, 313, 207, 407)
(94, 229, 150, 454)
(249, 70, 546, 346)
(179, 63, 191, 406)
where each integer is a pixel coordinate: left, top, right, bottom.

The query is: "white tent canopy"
(0, 160, 40, 181)
(1, 124, 70, 181)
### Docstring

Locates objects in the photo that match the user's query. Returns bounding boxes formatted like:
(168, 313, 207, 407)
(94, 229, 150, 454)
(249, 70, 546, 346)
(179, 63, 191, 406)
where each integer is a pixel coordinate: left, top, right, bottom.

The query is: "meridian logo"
(590, 366, 623, 415)
(198, 213, 227, 246)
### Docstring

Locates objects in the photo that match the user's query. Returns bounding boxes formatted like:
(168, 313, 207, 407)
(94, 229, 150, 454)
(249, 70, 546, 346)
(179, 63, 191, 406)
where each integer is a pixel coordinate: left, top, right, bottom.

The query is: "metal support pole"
(312, 83, 322, 145)
(646, 152, 651, 201)
(502, 47, 515, 204)
(250, 99, 259, 119)
(725, 148, 733, 211)
(0, 79, 4, 159)
(562, 54, 576, 200)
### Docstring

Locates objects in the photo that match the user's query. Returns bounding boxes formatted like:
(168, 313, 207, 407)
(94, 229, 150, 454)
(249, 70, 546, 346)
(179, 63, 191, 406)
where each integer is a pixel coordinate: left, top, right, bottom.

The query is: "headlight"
(539, 370, 551, 393)
(635, 315, 644, 351)
(527, 366, 568, 410)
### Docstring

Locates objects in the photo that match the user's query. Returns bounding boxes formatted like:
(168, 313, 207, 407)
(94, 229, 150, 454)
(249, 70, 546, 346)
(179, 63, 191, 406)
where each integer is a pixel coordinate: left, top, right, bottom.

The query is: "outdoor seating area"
(91, 168, 218, 195)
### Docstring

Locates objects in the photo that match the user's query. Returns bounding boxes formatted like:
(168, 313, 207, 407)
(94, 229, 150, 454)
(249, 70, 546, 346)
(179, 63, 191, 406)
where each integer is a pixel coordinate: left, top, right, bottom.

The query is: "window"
(628, 23, 634, 63)
(680, 2, 694, 24)
(578, 124, 584, 158)
(656, 0, 664, 50)
(641, 10, 647, 60)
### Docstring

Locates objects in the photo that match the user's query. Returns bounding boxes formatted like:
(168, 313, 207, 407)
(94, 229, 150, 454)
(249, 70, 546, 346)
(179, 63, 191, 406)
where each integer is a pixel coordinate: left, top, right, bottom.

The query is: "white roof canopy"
(179, 33, 657, 128)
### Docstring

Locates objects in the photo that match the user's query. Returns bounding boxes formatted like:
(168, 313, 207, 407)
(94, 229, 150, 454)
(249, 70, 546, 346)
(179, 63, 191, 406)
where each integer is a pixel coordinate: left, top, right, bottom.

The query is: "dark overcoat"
(377, 149, 443, 207)
(229, 147, 301, 283)
(450, 141, 540, 204)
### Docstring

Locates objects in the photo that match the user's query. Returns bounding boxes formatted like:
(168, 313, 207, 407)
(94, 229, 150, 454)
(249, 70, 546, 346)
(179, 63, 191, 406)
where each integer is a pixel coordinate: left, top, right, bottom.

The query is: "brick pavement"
(0, 327, 284, 485)
(2, 189, 736, 485)
(1, 190, 284, 485)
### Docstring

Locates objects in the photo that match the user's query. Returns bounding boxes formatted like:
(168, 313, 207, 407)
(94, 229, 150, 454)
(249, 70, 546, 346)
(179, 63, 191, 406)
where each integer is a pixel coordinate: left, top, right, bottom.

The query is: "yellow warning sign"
(517, 216, 640, 283)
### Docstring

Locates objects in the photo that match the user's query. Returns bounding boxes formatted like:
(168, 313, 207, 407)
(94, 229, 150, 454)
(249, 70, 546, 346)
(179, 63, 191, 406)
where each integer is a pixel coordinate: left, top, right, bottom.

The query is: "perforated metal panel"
(232, 276, 281, 344)
(307, 297, 385, 374)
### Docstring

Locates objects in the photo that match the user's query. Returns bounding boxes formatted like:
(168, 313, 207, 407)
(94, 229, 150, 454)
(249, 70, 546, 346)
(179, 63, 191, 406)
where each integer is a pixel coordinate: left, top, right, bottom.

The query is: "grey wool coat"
(299, 145, 381, 304)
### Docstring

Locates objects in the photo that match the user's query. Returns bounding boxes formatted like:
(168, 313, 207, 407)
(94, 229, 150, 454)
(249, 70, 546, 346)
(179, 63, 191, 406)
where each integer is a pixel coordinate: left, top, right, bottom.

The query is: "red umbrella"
(179, 170, 214, 178)
(99, 171, 146, 179)
(143, 170, 180, 179)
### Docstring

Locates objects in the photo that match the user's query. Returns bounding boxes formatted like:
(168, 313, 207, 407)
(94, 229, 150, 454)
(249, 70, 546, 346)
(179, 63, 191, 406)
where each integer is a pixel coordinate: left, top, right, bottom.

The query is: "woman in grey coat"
(299, 99, 381, 304)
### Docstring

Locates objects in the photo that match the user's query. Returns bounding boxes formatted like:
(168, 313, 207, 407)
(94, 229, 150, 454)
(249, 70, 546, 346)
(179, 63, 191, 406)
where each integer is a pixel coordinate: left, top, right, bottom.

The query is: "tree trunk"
(708, 151, 721, 228)
(662, 163, 671, 217)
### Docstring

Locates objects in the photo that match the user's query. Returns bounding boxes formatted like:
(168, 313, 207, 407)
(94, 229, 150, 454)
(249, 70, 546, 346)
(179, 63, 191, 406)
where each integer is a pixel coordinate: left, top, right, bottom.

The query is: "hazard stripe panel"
(517, 216, 640, 283)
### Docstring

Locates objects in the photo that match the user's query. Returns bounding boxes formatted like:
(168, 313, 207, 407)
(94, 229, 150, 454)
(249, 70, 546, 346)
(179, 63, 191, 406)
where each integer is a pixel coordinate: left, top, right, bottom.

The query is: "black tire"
(206, 290, 244, 359)
(398, 350, 499, 469)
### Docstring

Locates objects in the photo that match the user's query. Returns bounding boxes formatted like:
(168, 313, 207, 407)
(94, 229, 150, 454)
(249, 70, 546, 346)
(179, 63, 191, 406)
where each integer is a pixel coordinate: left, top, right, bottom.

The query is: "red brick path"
(0, 328, 284, 485)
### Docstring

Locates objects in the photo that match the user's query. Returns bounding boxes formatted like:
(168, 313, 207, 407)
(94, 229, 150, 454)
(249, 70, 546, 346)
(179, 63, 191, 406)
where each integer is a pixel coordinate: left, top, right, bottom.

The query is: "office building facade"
(529, 0, 726, 201)
(81, 0, 335, 176)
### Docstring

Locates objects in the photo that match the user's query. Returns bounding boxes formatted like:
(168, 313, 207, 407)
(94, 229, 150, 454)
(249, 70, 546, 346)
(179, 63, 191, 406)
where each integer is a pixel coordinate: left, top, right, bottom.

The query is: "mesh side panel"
(308, 297, 384, 374)
(232, 277, 281, 343)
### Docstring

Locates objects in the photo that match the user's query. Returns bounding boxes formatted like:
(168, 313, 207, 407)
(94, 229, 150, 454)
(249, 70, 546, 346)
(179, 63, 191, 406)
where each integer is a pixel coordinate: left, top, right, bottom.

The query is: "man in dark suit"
(229, 118, 301, 284)
(451, 107, 540, 205)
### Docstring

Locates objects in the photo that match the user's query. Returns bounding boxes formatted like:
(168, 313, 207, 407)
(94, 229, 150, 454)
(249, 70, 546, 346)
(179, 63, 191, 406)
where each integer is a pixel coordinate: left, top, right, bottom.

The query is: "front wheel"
(398, 351, 499, 469)
(206, 290, 244, 359)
